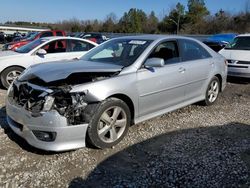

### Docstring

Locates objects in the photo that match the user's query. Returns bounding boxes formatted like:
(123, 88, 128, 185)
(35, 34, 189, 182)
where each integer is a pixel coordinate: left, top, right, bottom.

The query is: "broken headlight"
(50, 91, 88, 116)
(43, 96, 55, 111)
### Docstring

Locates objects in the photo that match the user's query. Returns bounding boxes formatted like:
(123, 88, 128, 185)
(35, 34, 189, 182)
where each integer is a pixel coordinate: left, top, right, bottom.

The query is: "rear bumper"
(6, 99, 88, 151)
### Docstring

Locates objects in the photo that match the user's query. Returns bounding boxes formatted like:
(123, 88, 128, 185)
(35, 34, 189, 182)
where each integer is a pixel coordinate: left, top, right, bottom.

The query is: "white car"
(0, 37, 98, 88)
(219, 34, 250, 78)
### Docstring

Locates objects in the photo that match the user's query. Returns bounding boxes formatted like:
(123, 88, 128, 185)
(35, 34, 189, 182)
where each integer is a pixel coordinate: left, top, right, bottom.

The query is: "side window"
(148, 41, 180, 64)
(40, 32, 53, 38)
(56, 31, 63, 36)
(41, 40, 66, 53)
(179, 39, 211, 61)
(68, 40, 95, 52)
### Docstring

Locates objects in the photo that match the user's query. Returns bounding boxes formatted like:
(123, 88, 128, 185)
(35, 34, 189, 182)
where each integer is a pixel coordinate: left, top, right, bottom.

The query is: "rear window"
(56, 31, 63, 36)
(179, 39, 211, 61)
(40, 32, 53, 38)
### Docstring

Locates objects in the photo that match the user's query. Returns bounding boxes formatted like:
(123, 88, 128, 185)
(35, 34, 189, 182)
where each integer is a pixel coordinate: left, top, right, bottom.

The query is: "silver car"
(6, 35, 227, 151)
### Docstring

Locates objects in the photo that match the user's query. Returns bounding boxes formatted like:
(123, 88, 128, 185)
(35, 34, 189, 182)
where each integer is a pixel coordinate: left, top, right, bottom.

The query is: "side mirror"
(37, 49, 47, 56)
(144, 58, 165, 68)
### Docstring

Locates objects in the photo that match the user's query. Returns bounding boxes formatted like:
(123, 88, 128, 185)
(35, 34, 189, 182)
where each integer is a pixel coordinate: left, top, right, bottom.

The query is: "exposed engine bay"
(8, 72, 117, 125)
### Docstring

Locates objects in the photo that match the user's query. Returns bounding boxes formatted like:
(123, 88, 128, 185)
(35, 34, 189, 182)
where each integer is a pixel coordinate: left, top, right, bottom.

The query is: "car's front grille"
(228, 65, 248, 69)
(237, 61, 250, 65)
(227, 60, 250, 65)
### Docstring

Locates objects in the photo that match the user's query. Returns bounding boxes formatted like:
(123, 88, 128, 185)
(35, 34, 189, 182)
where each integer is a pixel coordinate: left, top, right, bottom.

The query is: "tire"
(203, 76, 220, 106)
(87, 98, 131, 149)
(1, 66, 24, 89)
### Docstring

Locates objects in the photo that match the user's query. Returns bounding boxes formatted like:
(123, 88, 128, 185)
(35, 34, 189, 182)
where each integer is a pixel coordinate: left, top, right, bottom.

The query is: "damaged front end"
(7, 59, 123, 126)
(8, 77, 106, 126)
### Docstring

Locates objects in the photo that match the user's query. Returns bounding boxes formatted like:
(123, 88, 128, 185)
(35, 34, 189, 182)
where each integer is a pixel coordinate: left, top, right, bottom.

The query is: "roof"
(237, 33, 250, 37)
(114, 34, 197, 41)
(39, 36, 98, 45)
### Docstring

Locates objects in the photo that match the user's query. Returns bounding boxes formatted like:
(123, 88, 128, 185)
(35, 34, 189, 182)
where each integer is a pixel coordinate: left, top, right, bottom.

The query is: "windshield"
(26, 32, 39, 41)
(15, 38, 47, 53)
(81, 38, 152, 67)
(225, 36, 250, 50)
(25, 32, 38, 39)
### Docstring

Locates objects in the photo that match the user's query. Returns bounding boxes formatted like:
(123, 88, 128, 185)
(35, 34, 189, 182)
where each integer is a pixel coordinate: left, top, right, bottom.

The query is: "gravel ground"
(0, 78, 249, 187)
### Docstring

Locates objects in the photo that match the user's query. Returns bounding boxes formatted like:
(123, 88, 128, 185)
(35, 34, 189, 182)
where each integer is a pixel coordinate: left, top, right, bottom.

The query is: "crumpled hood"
(18, 59, 123, 83)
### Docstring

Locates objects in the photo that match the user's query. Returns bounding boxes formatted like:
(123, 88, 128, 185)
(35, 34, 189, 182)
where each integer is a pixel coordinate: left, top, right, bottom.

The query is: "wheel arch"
(214, 74, 222, 92)
(108, 93, 135, 125)
(0, 65, 25, 75)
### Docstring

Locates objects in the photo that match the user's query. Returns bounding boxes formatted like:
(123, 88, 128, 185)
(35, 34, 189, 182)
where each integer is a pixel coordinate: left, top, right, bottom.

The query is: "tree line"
(4, 0, 250, 34)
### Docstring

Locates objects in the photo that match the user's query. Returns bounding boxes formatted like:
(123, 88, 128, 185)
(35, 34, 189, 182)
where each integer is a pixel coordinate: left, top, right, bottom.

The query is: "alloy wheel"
(97, 106, 127, 143)
(208, 80, 219, 103)
(6, 70, 21, 85)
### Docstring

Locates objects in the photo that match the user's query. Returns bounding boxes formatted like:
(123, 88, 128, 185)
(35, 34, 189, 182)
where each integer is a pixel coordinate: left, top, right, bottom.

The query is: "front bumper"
(6, 99, 89, 151)
(228, 66, 250, 78)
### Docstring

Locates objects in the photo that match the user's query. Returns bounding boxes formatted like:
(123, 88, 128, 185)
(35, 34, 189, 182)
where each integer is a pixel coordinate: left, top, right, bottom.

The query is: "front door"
(33, 39, 73, 64)
(137, 40, 187, 117)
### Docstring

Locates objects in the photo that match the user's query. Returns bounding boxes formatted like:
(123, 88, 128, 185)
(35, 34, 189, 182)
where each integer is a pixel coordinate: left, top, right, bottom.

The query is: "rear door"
(137, 40, 186, 117)
(178, 39, 213, 100)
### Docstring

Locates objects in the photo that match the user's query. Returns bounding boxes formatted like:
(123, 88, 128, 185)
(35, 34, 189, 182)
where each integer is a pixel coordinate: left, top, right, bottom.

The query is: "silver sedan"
(6, 35, 227, 151)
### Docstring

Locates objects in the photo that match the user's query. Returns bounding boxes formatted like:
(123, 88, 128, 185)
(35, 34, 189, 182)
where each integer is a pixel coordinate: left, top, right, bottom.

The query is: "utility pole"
(169, 16, 180, 35)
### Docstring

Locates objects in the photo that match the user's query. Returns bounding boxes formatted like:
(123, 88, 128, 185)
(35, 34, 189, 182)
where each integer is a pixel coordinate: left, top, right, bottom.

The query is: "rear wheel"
(87, 98, 131, 149)
(203, 76, 220, 106)
(1, 67, 24, 89)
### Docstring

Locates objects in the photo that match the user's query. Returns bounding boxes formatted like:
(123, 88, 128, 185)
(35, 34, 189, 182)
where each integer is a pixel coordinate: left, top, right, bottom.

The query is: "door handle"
(178, 67, 186, 73)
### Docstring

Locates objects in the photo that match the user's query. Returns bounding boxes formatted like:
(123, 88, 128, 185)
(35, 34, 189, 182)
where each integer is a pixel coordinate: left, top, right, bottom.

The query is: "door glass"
(148, 41, 180, 64)
(40, 32, 53, 38)
(68, 40, 95, 52)
(41, 40, 67, 53)
(56, 31, 63, 36)
(179, 39, 211, 61)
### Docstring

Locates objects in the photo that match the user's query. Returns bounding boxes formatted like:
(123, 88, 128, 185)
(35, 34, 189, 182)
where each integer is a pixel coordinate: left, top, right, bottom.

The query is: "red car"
(4, 30, 66, 51)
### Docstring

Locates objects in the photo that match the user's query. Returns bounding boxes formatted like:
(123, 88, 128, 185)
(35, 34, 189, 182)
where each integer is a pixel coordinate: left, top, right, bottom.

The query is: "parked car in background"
(203, 33, 237, 52)
(219, 34, 250, 78)
(81, 32, 108, 44)
(4, 34, 15, 43)
(12, 32, 38, 42)
(5, 35, 227, 151)
(3, 30, 66, 51)
(0, 37, 98, 88)
(0, 32, 6, 43)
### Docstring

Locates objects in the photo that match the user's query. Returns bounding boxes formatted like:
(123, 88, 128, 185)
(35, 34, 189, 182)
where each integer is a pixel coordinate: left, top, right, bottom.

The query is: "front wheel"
(87, 98, 131, 149)
(1, 67, 24, 89)
(203, 77, 220, 106)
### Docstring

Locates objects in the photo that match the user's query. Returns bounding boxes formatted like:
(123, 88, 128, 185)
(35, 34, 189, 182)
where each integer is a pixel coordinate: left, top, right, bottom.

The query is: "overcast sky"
(0, 0, 248, 23)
